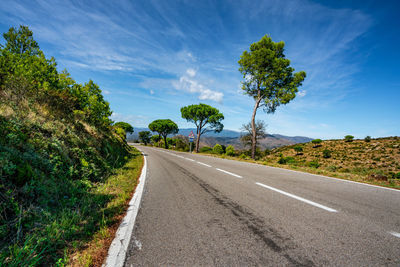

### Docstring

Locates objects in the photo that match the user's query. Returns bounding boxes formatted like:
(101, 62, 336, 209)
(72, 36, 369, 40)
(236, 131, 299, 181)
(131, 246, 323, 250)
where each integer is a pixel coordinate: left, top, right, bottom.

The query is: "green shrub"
(395, 172, 400, 179)
(364, 136, 371, 142)
(199, 146, 212, 153)
(307, 161, 320, 168)
(293, 145, 303, 154)
(264, 148, 271, 156)
(344, 135, 354, 142)
(322, 149, 331, 158)
(278, 156, 296, 165)
(213, 144, 224, 154)
(225, 145, 235, 156)
(311, 139, 322, 144)
(239, 153, 247, 159)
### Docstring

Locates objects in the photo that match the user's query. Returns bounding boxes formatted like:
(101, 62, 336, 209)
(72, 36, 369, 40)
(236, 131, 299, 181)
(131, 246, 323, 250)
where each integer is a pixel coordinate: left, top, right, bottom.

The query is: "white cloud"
(297, 90, 306, 97)
(172, 75, 223, 103)
(186, 68, 196, 77)
(150, 89, 154, 95)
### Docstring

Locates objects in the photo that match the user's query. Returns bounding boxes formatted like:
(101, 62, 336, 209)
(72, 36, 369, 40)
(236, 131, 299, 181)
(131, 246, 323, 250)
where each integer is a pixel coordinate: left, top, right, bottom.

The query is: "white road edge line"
(255, 182, 338, 213)
(390, 231, 400, 238)
(197, 161, 211, 167)
(216, 168, 243, 178)
(104, 148, 147, 267)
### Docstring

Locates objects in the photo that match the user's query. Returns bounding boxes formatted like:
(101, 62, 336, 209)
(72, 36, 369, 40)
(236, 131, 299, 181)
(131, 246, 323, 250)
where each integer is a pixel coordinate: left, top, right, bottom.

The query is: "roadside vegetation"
(0, 26, 143, 266)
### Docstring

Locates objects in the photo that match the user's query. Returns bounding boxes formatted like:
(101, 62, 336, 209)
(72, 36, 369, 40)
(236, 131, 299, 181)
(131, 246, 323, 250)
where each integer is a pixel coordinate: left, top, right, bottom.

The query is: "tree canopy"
(114, 121, 134, 134)
(181, 103, 224, 153)
(238, 35, 306, 159)
(148, 119, 178, 149)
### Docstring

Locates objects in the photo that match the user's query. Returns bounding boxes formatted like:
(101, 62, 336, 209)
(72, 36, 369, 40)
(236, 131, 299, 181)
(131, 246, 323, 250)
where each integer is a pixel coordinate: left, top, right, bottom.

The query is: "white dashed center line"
(184, 157, 195, 162)
(255, 182, 338, 212)
(390, 232, 400, 238)
(197, 161, 211, 167)
(216, 168, 243, 178)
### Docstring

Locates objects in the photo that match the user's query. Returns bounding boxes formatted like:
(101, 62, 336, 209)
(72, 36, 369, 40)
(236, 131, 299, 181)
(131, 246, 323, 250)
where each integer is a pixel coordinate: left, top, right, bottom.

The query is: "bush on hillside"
(226, 145, 235, 156)
(213, 144, 224, 154)
(293, 145, 303, 155)
(345, 135, 354, 142)
(322, 149, 332, 158)
(364, 136, 371, 142)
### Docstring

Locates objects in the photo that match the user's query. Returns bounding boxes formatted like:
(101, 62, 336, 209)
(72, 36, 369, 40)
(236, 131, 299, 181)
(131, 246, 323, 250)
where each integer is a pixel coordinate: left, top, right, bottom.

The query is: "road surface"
(124, 145, 400, 266)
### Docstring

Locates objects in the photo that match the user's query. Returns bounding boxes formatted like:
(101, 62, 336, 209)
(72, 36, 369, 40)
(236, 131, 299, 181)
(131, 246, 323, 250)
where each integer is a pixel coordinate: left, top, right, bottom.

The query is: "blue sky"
(1, 0, 399, 139)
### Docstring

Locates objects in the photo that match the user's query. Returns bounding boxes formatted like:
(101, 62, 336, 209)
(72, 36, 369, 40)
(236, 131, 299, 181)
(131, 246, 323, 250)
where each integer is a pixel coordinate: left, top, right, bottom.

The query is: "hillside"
(263, 137, 400, 187)
(0, 26, 138, 266)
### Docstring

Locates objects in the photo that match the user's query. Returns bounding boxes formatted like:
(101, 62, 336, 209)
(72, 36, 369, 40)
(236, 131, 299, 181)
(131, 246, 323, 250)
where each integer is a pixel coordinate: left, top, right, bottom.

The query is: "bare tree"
(240, 120, 267, 149)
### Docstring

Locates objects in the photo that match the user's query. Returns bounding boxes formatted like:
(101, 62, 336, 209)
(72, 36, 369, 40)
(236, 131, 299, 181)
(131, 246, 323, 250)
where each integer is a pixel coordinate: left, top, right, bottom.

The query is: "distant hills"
(128, 128, 312, 149)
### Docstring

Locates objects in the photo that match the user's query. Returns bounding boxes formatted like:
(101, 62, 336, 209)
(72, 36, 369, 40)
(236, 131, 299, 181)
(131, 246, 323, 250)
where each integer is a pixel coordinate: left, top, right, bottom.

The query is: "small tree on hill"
(238, 35, 306, 159)
(344, 135, 354, 142)
(148, 119, 178, 149)
(139, 131, 151, 145)
(181, 103, 224, 153)
(293, 145, 303, 155)
(364, 136, 371, 142)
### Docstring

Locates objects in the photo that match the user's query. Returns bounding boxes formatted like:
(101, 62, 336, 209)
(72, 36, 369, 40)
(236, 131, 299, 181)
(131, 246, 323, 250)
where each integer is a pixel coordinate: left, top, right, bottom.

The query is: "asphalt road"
(124, 145, 400, 266)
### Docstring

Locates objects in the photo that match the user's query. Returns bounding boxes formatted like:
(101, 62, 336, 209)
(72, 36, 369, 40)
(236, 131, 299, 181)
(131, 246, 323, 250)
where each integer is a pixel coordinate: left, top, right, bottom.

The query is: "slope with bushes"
(0, 26, 137, 265)
(264, 137, 400, 188)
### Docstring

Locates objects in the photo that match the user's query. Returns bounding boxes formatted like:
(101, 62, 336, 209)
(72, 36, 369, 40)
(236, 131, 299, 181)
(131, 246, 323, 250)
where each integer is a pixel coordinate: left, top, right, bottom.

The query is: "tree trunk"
(251, 97, 262, 159)
(163, 135, 168, 149)
(195, 125, 201, 153)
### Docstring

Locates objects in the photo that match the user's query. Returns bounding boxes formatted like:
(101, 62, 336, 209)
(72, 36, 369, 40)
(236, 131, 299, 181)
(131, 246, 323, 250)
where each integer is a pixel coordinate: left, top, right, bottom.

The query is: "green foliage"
(226, 145, 235, 156)
(139, 131, 151, 145)
(213, 144, 224, 154)
(364, 136, 371, 142)
(322, 149, 332, 158)
(148, 119, 179, 149)
(311, 139, 322, 144)
(114, 122, 134, 134)
(307, 161, 320, 168)
(238, 35, 305, 160)
(199, 146, 213, 153)
(238, 35, 306, 114)
(293, 145, 303, 154)
(0, 25, 131, 266)
(180, 103, 224, 153)
(278, 156, 296, 164)
(395, 172, 400, 179)
(345, 135, 354, 142)
(151, 135, 161, 146)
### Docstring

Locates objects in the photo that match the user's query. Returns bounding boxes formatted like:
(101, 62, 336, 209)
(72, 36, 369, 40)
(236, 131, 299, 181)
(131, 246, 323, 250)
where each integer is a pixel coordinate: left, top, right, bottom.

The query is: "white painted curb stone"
(103, 148, 147, 267)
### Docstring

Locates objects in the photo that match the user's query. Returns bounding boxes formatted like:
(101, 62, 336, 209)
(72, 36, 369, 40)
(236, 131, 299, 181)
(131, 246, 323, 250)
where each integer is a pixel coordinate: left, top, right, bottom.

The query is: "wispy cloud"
(172, 69, 224, 103)
(0, 0, 384, 138)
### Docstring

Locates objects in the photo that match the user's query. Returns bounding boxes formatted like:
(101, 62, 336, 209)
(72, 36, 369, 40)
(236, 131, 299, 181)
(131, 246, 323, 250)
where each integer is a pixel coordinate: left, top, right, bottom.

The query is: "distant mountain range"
(128, 128, 312, 149)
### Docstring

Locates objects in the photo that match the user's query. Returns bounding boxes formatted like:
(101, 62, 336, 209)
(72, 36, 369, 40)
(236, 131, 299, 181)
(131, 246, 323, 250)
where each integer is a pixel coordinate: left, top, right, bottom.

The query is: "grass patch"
(67, 147, 143, 266)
